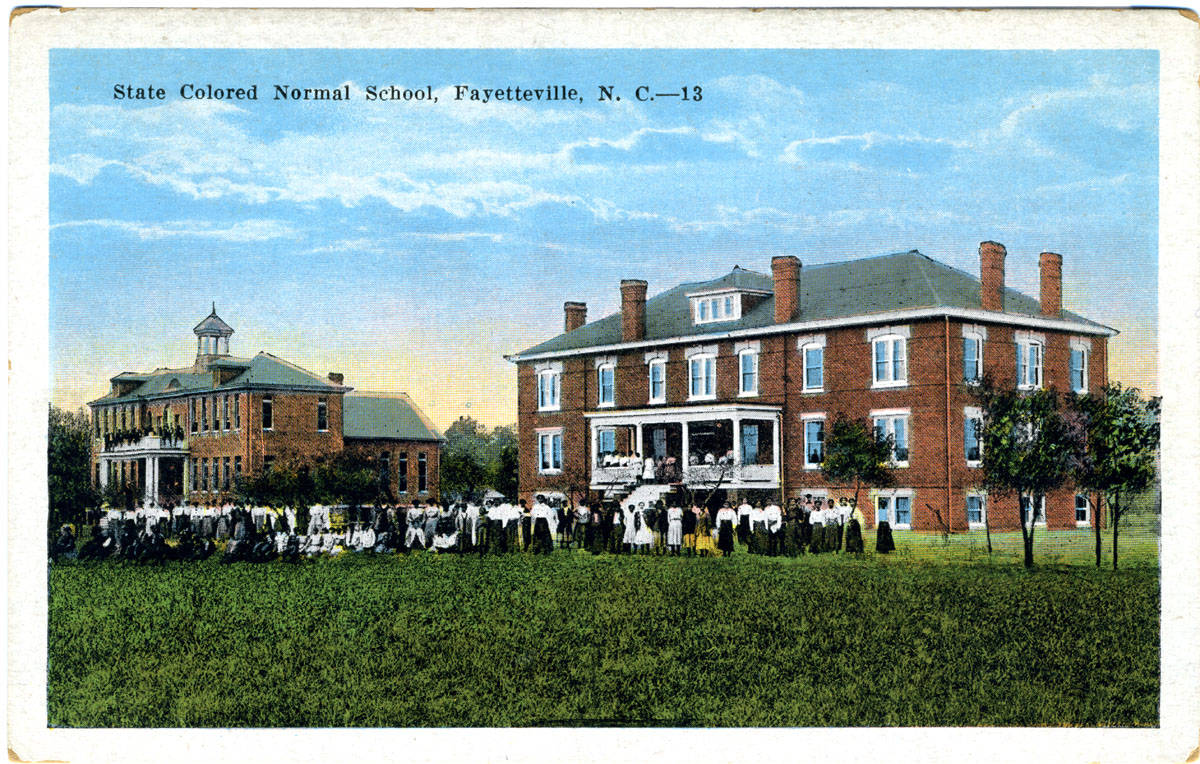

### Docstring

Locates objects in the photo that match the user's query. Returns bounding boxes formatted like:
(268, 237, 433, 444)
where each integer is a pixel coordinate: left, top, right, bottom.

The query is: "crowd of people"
(50, 493, 880, 564)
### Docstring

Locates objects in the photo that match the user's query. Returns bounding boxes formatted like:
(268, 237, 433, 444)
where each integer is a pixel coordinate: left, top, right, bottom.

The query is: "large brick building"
(507, 242, 1113, 532)
(88, 308, 443, 505)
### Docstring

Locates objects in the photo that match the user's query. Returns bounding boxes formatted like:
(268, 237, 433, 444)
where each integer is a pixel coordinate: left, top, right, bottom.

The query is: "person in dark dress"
(681, 502, 697, 557)
(78, 524, 111, 560)
(50, 525, 77, 561)
(716, 503, 736, 556)
(519, 499, 532, 553)
(876, 520, 896, 554)
(655, 500, 669, 556)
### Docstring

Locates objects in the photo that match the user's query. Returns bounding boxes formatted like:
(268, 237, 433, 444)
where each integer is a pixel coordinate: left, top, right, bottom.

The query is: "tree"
(492, 444, 519, 500)
(442, 446, 487, 501)
(973, 381, 1085, 568)
(1071, 383, 1160, 570)
(820, 413, 895, 520)
(48, 405, 97, 533)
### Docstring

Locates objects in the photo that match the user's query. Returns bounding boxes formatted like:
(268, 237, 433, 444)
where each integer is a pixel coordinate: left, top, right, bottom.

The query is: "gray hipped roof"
(515, 250, 1113, 357)
(342, 393, 444, 442)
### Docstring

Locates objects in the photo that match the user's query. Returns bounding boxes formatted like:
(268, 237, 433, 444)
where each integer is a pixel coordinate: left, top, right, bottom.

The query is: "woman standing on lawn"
(666, 503, 683, 554)
(716, 503, 737, 556)
(682, 501, 698, 555)
(622, 503, 637, 553)
(694, 505, 717, 556)
(632, 504, 654, 554)
(606, 502, 622, 554)
(809, 501, 825, 555)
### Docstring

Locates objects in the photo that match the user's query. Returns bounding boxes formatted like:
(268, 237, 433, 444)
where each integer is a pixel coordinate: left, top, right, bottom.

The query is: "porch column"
(732, 416, 742, 466)
(144, 456, 157, 505)
(774, 414, 783, 488)
(681, 421, 690, 468)
(98, 457, 109, 488)
(635, 424, 644, 459)
(590, 422, 599, 472)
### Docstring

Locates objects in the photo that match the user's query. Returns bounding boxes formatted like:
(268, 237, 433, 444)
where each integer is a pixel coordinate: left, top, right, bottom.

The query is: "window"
(966, 493, 986, 528)
(262, 395, 273, 430)
(874, 412, 910, 466)
(597, 364, 615, 407)
(692, 293, 744, 324)
(698, 300, 709, 321)
(418, 452, 428, 492)
(234, 455, 242, 479)
(1020, 495, 1046, 527)
(803, 345, 824, 392)
(190, 460, 197, 493)
(597, 428, 616, 458)
(380, 451, 391, 482)
(317, 397, 328, 431)
(963, 333, 983, 383)
(223, 395, 230, 430)
(222, 457, 231, 490)
(872, 335, 907, 387)
(1070, 347, 1088, 393)
(537, 369, 560, 411)
(875, 493, 913, 529)
(200, 397, 208, 432)
(964, 407, 982, 465)
(1075, 495, 1091, 527)
(739, 350, 758, 396)
(537, 430, 563, 473)
(688, 355, 716, 400)
(190, 399, 197, 433)
(201, 458, 209, 492)
(93, 411, 99, 438)
(648, 360, 666, 404)
(803, 416, 825, 469)
(263, 455, 276, 473)
(1016, 339, 1044, 390)
(397, 453, 408, 494)
(234, 394, 240, 429)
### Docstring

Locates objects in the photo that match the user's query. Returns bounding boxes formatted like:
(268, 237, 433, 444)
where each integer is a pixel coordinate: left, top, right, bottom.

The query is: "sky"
(49, 49, 1159, 430)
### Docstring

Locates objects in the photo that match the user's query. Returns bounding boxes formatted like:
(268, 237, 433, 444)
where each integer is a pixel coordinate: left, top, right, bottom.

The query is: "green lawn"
(48, 529, 1159, 728)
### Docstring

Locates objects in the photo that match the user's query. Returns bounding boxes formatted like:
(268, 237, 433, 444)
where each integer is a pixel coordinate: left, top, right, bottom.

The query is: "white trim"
(1069, 336, 1093, 352)
(871, 488, 915, 530)
(585, 402, 782, 421)
(799, 339, 825, 393)
(866, 324, 911, 341)
(870, 333, 908, 388)
(869, 407, 911, 418)
(596, 362, 616, 408)
(963, 407, 983, 467)
(685, 286, 771, 298)
(800, 411, 828, 421)
(534, 360, 564, 374)
(795, 333, 826, 349)
(1069, 344, 1089, 394)
(536, 428, 564, 475)
(1074, 493, 1092, 528)
(687, 352, 717, 401)
(684, 343, 719, 359)
(737, 347, 759, 397)
(962, 328, 985, 384)
(646, 358, 667, 405)
(872, 411, 910, 468)
(733, 339, 761, 354)
(593, 355, 617, 369)
(643, 350, 668, 364)
(961, 323, 988, 340)
(1014, 329, 1047, 345)
(802, 414, 825, 470)
(536, 367, 561, 412)
(505, 306, 1117, 364)
(1020, 494, 1048, 528)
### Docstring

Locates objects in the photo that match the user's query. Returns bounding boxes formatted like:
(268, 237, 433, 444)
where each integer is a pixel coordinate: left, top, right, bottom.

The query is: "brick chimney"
(564, 301, 587, 332)
(620, 279, 647, 342)
(772, 255, 801, 323)
(979, 241, 1007, 312)
(327, 372, 344, 385)
(1039, 251, 1063, 317)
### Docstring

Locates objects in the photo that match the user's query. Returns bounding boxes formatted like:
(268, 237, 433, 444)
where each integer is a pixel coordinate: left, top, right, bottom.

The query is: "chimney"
(979, 241, 1007, 312)
(772, 255, 801, 323)
(620, 279, 647, 342)
(564, 301, 587, 332)
(327, 372, 344, 385)
(1039, 251, 1063, 317)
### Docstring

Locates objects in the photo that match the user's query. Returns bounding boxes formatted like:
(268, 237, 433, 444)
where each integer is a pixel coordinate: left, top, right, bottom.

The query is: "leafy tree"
(48, 405, 97, 532)
(973, 380, 1085, 568)
(441, 446, 487, 501)
(492, 444, 519, 500)
(1071, 383, 1160, 569)
(820, 413, 895, 519)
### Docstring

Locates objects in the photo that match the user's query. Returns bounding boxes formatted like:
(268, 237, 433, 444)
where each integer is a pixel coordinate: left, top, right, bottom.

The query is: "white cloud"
(50, 218, 297, 242)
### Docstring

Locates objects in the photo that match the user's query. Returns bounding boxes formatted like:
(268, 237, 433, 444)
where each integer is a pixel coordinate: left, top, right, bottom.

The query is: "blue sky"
(50, 49, 1158, 428)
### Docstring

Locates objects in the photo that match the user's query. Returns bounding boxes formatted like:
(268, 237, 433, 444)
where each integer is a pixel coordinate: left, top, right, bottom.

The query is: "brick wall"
(342, 438, 442, 503)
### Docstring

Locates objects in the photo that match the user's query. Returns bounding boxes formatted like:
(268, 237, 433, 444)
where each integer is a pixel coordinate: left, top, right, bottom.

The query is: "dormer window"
(690, 291, 748, 325)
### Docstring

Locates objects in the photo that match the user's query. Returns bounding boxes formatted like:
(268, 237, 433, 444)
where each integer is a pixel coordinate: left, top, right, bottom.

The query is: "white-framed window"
(596, 363, 615, 407)
(1015, 333, 1044, 390)
(597, 428, 616, 458)
(871, 334, 908, 387)
(691, 293, 743, 325)
(738, 349, 758, 396)
(688, 355, 716, 400)
(802, 414, 825, 469)
(1075, 494, 1091, 527)
(537, 369, 561, 411)
(966, 492, 986, 529)
(872, 409, 910, 467)
(1070, 341, 1089, 394)
(963, 331, 984, 384)
(1020, 494, 1047, 527)
(537, 429, 564, 474)
(797, 334, 826, 393)
(875, 490, 913, 529)
(648, 359, 666, 404)
(261, 395, 273, 431)
(316, 397, 328, 432)
(964, 406, 983, 466)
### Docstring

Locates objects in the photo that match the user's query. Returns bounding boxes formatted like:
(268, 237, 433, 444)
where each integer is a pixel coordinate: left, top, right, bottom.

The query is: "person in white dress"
(405, 504, 426, 550)
(764, 501, 783, 556)
(666, 505, 683, 554)
(621, 503, 637, 552)
(642, 456, 656, 483)
(632, 504, 653, 553)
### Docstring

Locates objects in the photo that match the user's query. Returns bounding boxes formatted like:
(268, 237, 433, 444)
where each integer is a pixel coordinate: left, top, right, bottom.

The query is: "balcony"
(101, 433, 188, 454)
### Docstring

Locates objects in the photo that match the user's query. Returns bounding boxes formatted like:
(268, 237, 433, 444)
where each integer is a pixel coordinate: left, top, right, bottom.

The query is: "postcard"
(8, 7, 1200, 764)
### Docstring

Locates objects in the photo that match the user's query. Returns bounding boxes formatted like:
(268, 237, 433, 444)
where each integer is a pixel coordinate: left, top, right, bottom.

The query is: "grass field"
(48, 525, 1159, 728)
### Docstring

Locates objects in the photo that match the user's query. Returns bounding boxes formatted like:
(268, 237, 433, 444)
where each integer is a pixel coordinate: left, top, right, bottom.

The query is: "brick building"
(88, 308, 443, 505)
(507, 243, 1113, 532)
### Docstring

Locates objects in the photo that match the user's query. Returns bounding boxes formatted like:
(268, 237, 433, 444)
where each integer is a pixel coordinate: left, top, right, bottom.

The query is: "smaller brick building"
(88, 308, 443, 504)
